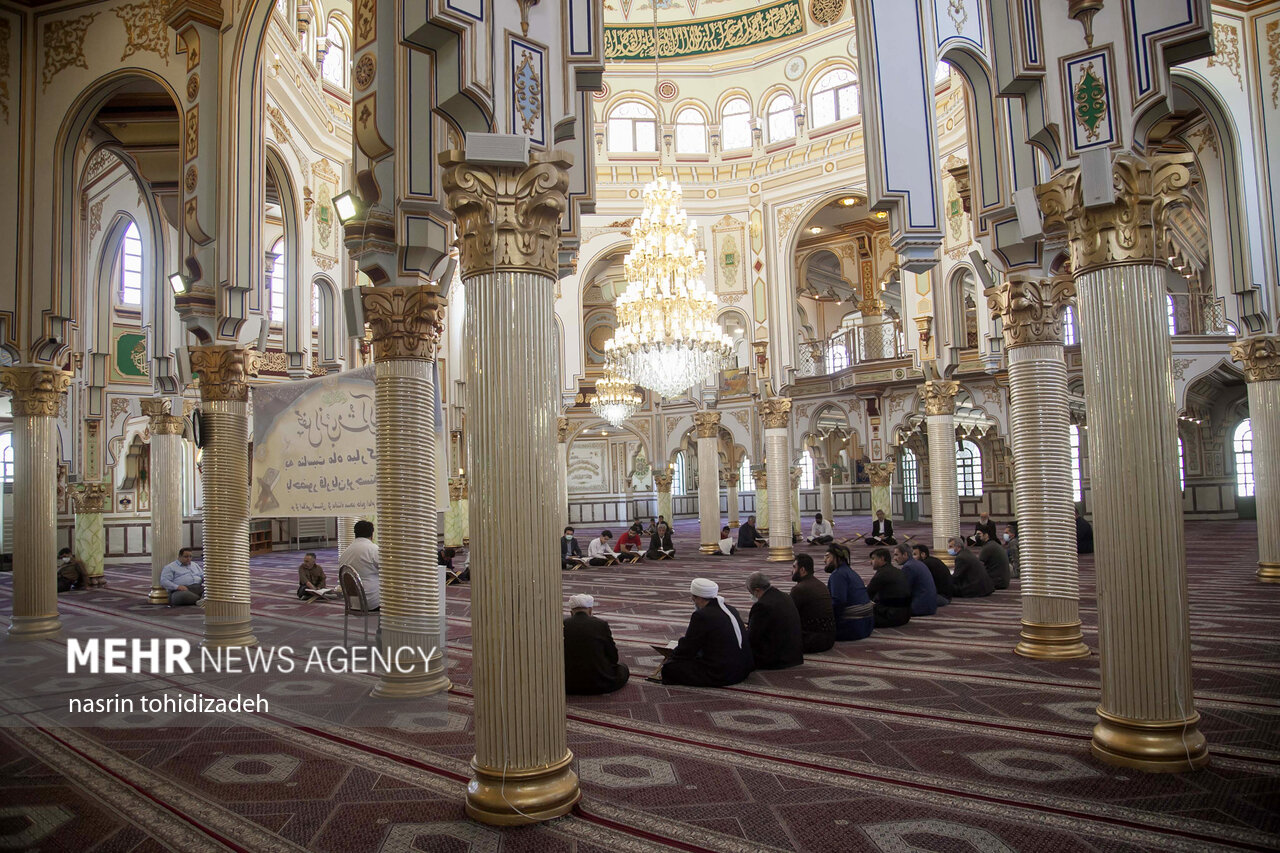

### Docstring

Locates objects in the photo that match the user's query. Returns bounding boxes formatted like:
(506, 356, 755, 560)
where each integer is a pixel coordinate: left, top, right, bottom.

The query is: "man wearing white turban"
(660, 578, 754, 687)
(563, 593, 630, 695)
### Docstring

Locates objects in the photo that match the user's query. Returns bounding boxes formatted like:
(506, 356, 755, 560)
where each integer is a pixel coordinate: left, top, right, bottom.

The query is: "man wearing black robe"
(563, 594, 629, 695)
(789, 554, 836, 653)
(662, 578, 753, 687)
(746, 572, 804, 669)
(967, 512, 998, 546)
(866, 548, 912, 628)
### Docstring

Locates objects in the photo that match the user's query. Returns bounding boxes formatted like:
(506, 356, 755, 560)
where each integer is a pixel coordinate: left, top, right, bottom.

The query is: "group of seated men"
(562, 520, 677, 569)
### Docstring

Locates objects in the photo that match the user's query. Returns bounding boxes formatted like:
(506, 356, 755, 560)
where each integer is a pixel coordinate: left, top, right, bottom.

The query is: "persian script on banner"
(251, 367, 377, 517)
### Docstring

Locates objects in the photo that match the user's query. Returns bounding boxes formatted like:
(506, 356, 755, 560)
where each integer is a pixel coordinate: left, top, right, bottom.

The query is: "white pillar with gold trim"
(724, 468, 740, 528)
(923, 380, 960, 555)
(71, 484, 108, 589)
(142, 398, 185, 603)
(1231, 337, 1280, 583)
(694, 411, 721, 554)
(761, 398, 792, 561)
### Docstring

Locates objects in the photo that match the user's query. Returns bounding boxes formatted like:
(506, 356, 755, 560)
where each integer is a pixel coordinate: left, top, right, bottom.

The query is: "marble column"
(654, 470, 673, 525)
(445, 477, 469, 549)
(1038, 152, 1207, 770)
(817, 467, 834, 524)
(923, 381, 960, 556)
(752, 466, 768, 535)
(360, 285, 451, 699)
(142, 398, 185, 604)
(442, 150, 579, 823)
(71, 484, 108, 588)
(867, 463, 893, 521)
(694, 411, 722, 554)
(189, 347, 260, 648)
(1230, 337, 1280, 583)
(761, 398, 792, 561)
(1, 367, 71, 639)
(724, 469, 740, 528)
(557, 417, 571, 526)
(989, 275, 1089, 659)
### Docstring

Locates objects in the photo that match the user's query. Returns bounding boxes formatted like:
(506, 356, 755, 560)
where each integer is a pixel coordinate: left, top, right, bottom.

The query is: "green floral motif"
(1074, 63, 1107, 143)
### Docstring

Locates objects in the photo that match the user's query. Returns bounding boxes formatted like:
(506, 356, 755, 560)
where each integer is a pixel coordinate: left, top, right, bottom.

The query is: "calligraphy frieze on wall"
(605, 1, 804, 61)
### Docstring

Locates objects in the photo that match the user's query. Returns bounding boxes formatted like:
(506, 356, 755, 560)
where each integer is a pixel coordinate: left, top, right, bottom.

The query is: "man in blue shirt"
(160, 548, 204, 606)
(894, 543, 943, 615)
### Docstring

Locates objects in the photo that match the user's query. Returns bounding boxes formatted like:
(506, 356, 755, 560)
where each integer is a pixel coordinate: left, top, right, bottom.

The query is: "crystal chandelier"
(589, 368, 642, 427)
(604, 177, 733, 399)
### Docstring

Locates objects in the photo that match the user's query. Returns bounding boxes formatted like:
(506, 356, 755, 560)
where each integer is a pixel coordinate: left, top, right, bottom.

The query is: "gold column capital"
(71, 482, 109, 514)
(141, 398, 185, 435)
(652, 470, 673, 493)
(189, 346, 261, 402)
(1230, 335, 1280, 383)
(922, 380, 960, 416)
(0, 366, 72, 417)
(752, 468, 768, 491)
(1036, 152, 1194, 276)
(789, 467, 801, 490)
(439, 149, 573, 280)
(721, 469, 739, 488)
(449, 475, 469, 501)
(760, 397, 792, 429)
(693, 410, 721, 438)
(361, 285, 447, 361)
(857, 297, 885, 317)
(987, 274, 1077, 348)
(557, 417, 571, 443)
(867, 462, 894, 488)
(817, 467, 833, 485)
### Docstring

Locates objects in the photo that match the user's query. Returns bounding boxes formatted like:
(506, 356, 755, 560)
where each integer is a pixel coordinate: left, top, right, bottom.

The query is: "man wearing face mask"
(745, 572, 804, 669)
(56, 548, 88, 592)
(1003, 524, 1020, 578)
(561, 526, 586, 570)
(947, 536, 994, 598)
(825, 544, 874, 641)
(789, 554, 836, 653)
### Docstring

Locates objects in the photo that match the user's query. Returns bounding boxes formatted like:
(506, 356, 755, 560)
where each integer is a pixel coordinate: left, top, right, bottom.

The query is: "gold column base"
(147, 587, 170, 605)
(371, 670, 451, 699)
(699, 544, 718, 554)
(1257, 561, 1280, 583)
(1091, 708, 1209, 773)
(767, 546, 793, 562)
(8, 614, 63, 641)
(1014, 621, 1090, 660)
(201, 619, 257, 649)
(729, 522, 740, 528)
(466, 750, 580, 826)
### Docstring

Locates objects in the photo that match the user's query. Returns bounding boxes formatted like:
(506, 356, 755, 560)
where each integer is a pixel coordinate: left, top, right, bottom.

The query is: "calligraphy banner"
(604, 1, 803, 61)
(251, 367, 378, 517)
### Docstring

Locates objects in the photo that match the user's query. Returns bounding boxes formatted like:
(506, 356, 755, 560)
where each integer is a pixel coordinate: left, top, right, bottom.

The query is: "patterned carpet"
(1, 518, 1278, 852)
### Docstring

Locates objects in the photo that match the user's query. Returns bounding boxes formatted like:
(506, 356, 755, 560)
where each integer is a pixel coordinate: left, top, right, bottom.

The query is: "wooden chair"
(338, 564, 376, 647)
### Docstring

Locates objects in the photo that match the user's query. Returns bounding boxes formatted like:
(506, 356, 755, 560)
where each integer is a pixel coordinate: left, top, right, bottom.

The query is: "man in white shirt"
(160, 548, 205, 606)
(587, 530, 618, 566)
(807, 513, 834, 545)
(338, 520, 381, 609)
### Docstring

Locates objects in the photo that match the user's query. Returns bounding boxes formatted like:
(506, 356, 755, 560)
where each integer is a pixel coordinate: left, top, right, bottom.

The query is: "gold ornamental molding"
(557, 416, 571, 443)
(693, 410, 721, 438)
(922, 380, 960, 416)
(1036, 152, 1194, 276)
(439, 149, 572, 280)
(448, 475, 469, 502)
(0, 366, 72, 417)
(1230, 336, 1280, 383)
(71, 482, 109, 514)
(361, 285, 447, 361)
(987, 274, 1077, 348)
(189, 346, 262, 402)
(140, 398, 185, 435)
(867, 461, 895, 488)
(653, 470, 673, 493)
(760, 396, 792, 429)
(720, 469, 740, 488)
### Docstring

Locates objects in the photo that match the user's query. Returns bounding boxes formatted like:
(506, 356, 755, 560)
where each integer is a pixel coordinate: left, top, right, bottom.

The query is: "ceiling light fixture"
(809, 226, 822, 234)
(873, 211, 888, 220)
(839, 197, 857, 206)
(589, 366, 643, 427)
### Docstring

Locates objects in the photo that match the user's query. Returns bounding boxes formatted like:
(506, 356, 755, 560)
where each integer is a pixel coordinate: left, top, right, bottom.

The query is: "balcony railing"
(797, 318, 907, 377)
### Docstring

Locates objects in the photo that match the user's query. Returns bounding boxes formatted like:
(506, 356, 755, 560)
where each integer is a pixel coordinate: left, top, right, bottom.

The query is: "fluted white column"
(654, 470, 673, 524)
(752, 467, 768, 535)
(923, 381, 960, 555)
(143, 399, 185, 603)
(818, 467, 834, 523)
(695, 411, 721, 553)
(1231, 337, 1280, 582)
(761, 398, 792, 562)
(557, 418, 570, 527)
(725, 469, 740, 528)
(0, 367, 70, 640)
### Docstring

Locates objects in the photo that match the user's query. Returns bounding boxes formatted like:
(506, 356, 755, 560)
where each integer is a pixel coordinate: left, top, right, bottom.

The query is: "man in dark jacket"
(738, 516, 767, 549)
(967, 512, 998, 546)
(57, 548, 88, 592)
(661, 578, 753, 687)
(866, 548, 912, 628)
(894, 544, 943, 615)
(864, 510, 897, 546)
(1075, 506, 1094, 554)
(563, 594, 630, 695)
(746, 572, 803, 669)
(561, 527, 585, 570)
(913, 543, 954, 600)
(789, 554, 836, 652)
(948, 537, 995, 598)
(976, 529, 1012, 590)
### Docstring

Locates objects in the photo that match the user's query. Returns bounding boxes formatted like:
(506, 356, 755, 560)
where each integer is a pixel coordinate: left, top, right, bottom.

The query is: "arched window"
(0, 432, 12, 484)
(739, 456, 754, 492)
(720, 97, 752, 151)
(901, 447, 918, 503)
(1166, 293, 1177, 336)
(1063, 305, 1077, 345)
(672, 451, 686, 496)
(810, 68, 858, 128)
(1177, 436, 1186, 493)
(118, 221, 143, 306)
(766, 93, 795, 142)
(956, 439, 983, 497)
(267, 236, 285, 325)
(607, 102, 657, 153)
(799, 450, 816, 490)
(675, 107, 707, 154)
(1234, 419, 1254, 497)
(956, 271, 978, 348)
(1069, 424, 1083, 502)
(312, 282, 321, 329)
(322, 21, 348, 88)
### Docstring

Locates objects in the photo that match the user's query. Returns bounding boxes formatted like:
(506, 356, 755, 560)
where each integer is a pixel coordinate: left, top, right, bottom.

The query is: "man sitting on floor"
(1075, 506, 1094, 555)
(746, 572, 804, 669)
(807, 513, 835, 545)
(825, 545, 874, 641)
(895, 543, 944, 615)
(712, 526, 737, 556)
(562, 526, 586, 570)
(56, 547, 88, 593)
(661, 578, 753, 687)
(976, 528, 1012, 590)
(297, 552, 334, 600)
(790, 554, 836, 653)
(967, 511, 998, 546)
(563, 594, 630, 695)
(948, 537, 994, 598)
(1003, 524, 1020, 578)
(646, 522, 675, 560)
(160, 547, 205, 606)
(913, 543, 955, 601)
(866, 547, 912, 628)
(338, 520, 381, 610)
(616, 523, 646, 563)
(864, 510, 897, 546)
(588, 530, 619, 566)
(737, 516, 767, 549)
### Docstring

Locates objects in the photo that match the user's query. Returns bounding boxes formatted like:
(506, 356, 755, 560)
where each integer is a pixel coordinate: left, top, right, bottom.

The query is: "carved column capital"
(760, 397, 792, 429)
(361, 285, 447, 361)
(720, 469, 740, 488)
(693, 410, 721, 438)
(448, 475, 469, 502)
(867, 461, 895, 488)
(987, 274, 1077, 348)
(71, 482, 109, 514)
(922, 380, 961, 416)
(1036, 152, 1194, 276)
(789, 467, 801, 490)
(652, 471, 673, 493)
(557, 417, 571, 443)
(141, 398, 185, 435)
(439, 150, 573, 280)
(189, 346, 261, 402)
(817, 467, 833, 485)
(1231, 336, 1280, 383)
(751, 465, 768, 491)
(0, 366, 71, 417)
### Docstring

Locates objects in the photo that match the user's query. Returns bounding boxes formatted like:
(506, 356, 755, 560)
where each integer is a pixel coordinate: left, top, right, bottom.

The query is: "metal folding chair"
(338, 564, 375, 647)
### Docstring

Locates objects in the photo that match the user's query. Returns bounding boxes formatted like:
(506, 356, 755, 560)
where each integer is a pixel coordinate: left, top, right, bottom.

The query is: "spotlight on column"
(168, 273, 190, 294)
(333, 190, 363, 225)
